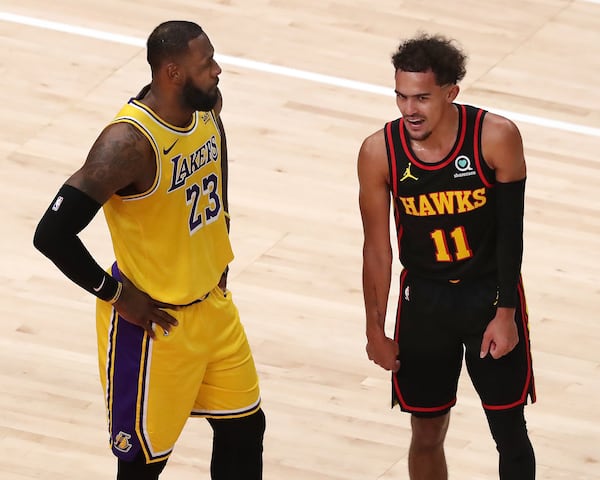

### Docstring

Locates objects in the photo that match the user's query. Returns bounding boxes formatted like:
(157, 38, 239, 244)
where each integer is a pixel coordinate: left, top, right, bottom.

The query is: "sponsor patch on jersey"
(453, 155, 477, 178)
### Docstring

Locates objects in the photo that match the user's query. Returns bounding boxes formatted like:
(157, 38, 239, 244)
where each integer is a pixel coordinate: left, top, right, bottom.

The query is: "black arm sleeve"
(33, 184, 120, 301)
(496, 178, 526, 308)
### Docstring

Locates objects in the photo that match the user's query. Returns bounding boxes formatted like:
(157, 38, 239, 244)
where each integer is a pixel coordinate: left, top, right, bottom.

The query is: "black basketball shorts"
(392, 270, 536, 417)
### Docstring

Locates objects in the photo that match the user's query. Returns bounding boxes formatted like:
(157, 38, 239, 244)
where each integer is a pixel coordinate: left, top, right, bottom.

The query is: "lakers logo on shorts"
(114, 431, 133, 453)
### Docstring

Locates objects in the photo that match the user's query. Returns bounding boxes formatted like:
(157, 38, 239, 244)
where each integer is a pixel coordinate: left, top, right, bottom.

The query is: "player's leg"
(97, 301, 200, 477)
(394, 272, 464, 480)
(484, 406, 535, 479)
(117, 452, 167, 480)
(464, 277, 536, 479)
(409, 412, 450, 480)
(97, 264, 210, 478)
(207, 408, 266, 479)
(192, 286, 264, 479)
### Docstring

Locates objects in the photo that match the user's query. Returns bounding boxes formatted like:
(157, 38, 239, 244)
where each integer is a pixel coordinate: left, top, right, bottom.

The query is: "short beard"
(407, 129, 432, 141)
(182, 82, 219, 112)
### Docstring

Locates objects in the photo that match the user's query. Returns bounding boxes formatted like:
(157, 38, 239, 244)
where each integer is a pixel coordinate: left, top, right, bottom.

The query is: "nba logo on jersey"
(114, 431, 133, 453)
(404, 286, 410, 301)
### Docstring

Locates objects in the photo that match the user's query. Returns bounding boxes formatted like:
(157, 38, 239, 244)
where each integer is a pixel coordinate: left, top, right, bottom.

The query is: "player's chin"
(407, 127, 431, 141)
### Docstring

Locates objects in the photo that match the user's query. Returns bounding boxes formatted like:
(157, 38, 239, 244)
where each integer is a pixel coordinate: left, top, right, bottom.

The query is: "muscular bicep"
(482, 113, 526, 182)
(66, 122, 156, 204)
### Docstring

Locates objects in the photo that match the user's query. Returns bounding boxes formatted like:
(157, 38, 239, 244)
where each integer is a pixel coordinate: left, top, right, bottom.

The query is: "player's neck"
(410, 104, 459, 161)
(139, 85, 195, 128)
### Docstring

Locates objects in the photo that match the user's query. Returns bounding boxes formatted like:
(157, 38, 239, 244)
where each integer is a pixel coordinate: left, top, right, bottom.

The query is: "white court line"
(2, 11, 599, 138)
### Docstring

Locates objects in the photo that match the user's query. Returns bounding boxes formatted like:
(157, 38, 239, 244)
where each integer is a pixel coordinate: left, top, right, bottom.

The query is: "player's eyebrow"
(394, 89, 431, 97)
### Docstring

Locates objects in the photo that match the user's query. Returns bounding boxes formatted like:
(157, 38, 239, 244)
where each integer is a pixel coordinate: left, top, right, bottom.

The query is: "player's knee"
(236, 408, 266, 444)
(208, 409, 265, 479)
(117, 451, 167, 480)
(209, 408, 266, 447)
(486, 407, 531, 456)
(410, 412, 450, 450)
(486, 407, 535, 479)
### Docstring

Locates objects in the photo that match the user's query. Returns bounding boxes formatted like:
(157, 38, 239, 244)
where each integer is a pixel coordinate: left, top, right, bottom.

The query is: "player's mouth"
(404, 117, 426, 130)
(405, 117, 425, 126)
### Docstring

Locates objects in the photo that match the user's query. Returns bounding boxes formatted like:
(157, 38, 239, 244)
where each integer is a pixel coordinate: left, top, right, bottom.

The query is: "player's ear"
(447, 84, 460, 102)
(166, 63, 183, 85)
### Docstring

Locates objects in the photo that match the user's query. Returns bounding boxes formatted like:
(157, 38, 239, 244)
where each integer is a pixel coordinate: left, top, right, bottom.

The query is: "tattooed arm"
(33, 122, 178, 338)
(66, 122, 156, 202)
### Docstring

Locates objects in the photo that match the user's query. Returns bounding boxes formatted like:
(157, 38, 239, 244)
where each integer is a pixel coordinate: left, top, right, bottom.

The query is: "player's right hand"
(366, 334, 400, 372)
(113, 274, 179, 339)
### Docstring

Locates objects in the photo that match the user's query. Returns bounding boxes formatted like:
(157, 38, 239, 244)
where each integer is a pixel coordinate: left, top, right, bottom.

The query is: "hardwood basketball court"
(1, 1, 599, 478)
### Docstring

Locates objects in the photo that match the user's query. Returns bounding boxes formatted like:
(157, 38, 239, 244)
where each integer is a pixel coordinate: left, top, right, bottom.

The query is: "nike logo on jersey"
(163, 139, 179, 155)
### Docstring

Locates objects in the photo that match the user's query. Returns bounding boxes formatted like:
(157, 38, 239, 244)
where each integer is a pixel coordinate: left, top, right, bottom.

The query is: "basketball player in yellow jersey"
(34, 21, 265, 479)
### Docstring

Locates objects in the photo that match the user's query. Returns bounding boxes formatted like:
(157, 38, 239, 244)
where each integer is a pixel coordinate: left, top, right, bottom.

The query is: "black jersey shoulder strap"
(384, 118, 403, 197)
(463, 104, 495, 186)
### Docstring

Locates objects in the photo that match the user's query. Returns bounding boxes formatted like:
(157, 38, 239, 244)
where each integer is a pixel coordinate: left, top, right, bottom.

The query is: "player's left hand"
(218, 266, 228, 293)
(480, 307, 519, 359)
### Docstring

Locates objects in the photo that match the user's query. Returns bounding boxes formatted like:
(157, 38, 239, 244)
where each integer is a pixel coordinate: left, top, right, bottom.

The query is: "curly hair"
(146, 20, 205, 73)
(391, 33, 467, 86)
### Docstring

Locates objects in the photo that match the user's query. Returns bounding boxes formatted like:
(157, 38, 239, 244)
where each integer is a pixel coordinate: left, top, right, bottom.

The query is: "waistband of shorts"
(176, 292, 210, 307)
(404, 270, 496, 286)
(110, 262, 211, 307)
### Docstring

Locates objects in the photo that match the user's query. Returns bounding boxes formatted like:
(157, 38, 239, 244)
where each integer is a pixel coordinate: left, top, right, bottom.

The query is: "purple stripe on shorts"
(108, 263, 147, 461)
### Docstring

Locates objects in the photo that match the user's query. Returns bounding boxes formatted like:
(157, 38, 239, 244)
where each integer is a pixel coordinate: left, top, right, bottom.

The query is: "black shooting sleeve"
(495, 178, 526, 308)
(33, 184, 121, 301)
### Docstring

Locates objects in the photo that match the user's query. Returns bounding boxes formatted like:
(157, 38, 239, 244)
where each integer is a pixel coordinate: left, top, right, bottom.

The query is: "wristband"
(107, 280, 123, 304)
(92, 273, 123, 303)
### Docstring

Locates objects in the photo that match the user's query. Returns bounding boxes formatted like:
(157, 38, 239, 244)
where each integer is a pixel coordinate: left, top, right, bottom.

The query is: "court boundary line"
(1, 11, 599, 138)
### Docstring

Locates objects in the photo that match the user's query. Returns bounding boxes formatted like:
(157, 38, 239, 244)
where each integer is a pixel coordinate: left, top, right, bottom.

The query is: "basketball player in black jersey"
(358, 34, 536, 479)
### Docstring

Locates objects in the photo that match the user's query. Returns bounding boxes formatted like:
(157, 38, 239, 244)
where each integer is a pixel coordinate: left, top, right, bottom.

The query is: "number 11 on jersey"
(430, 226, 473, 262)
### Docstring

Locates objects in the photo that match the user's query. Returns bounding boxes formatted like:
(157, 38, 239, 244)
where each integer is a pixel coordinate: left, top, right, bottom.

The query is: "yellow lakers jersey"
(102, 99, 233, 304)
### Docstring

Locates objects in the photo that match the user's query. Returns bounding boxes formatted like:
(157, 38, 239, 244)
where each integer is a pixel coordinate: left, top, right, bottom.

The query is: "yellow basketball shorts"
(96, 286, 261, 464)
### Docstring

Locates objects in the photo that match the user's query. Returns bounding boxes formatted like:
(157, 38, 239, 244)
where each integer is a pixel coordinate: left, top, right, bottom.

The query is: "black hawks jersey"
(385, 104, 497, 281)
